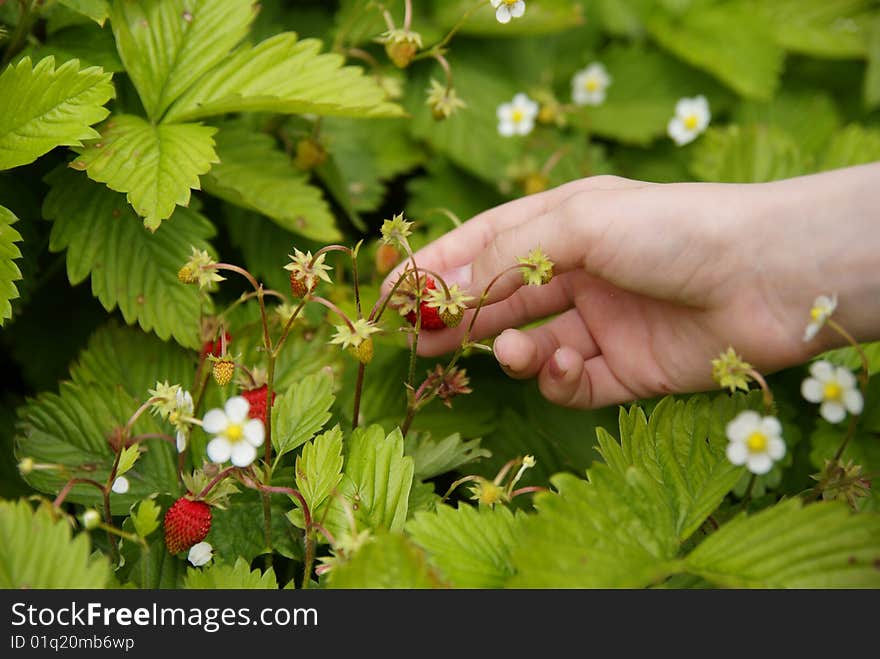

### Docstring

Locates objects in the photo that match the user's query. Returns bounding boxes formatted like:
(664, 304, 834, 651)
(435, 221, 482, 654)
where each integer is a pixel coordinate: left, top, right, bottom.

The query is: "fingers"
(536, 350, 637, 409)
(492, 307, 599, 379)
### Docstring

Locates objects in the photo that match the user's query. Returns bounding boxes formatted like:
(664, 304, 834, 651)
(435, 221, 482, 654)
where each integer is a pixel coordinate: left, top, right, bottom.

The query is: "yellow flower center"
(823, 381, 842, 401)
(503, 0, 518, 5)
(683, 114, 699, 130)
(226, 423, 244, 442)
(810, 306, 824, 321)
(511, 108, 524, 123)
(746, 431, 768, 453)
(584, 78, 600, 92)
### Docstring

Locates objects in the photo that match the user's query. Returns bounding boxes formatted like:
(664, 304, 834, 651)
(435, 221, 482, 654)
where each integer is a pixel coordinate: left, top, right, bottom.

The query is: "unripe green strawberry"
(164, 497, 212, 555)
(440, 307, 464, 328)
(212, 359, 234, 386)
(350, 338, 374, 365)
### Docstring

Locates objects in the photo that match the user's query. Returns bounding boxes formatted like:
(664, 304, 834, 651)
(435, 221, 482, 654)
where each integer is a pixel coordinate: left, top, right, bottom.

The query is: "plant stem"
(739, 473, 757, 512)
(196, 466, 238, 499)
(827, 318, 870, 389)
(745, 368, 774, 413)
(52, 478, 105, 508)
(352, 362, 365, 430)
(832, 413, 859, 462)
(415, 0, 485, 60)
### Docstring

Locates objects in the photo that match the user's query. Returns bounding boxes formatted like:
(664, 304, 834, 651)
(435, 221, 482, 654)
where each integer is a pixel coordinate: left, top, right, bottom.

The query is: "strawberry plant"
(1, 1, 880, 590)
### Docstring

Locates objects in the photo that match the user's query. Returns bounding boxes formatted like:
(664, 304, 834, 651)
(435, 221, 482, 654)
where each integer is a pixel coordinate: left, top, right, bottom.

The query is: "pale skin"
(382, 162, 880, 409)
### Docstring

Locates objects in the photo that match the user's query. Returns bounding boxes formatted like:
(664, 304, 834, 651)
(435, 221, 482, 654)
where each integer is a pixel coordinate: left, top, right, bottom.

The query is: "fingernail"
(438, 264, 472, 290)
(549, 349, 568, 379)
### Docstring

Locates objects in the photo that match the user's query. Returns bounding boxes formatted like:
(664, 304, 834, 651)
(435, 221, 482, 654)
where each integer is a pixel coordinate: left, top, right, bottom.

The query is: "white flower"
(111, 476, 129, 494)
(491, 0, 526, 24)
(571, 63, 611, 106)
(202, 396, 265, 468)
(667, 95, 710, 146)
(172, 388, 194, 452)
(497, 93, 539, 137)
(725, 411, 786, 475)
(801, 360, 863, 424)
(803, 294, 837, 342)
(187, 541, 213, 567)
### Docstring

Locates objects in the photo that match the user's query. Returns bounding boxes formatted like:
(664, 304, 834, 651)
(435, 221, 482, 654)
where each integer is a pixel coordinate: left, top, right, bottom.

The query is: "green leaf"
(509, 467, 681, 587)
(271, 371, 335, 458)
(821, 341, 880, 376)
(164, 33, 404, 123)
(596, 396, 750, 542)
(15, 382, 179, 511)
(407, 504, 522, 588)
(593, 0, 653, 37)
(185, 557, 278, 589)
(323, 425, 415, 540)
(202, 123, 339, 242)
(208, 489, 302, 564)
(70, 321, 196, 398)
(72, 114, 219, 230)
(684, 499, 880, 587)
(115, 444, 140, 478)
(131, 498, 161, 538)
(0, 56, 114, 170)
(59, 0, 110, 25)
(326, 532, 440, 589)
(748, 0, 874, 59)
(292, 426, 344, 526)
(865, 17, 880, 109)
(405, 432, 491, 481)
(109, 0, 256, 120)
(433, 0, 585, 36)
(44, 168, 215, 348)
(690, 124, 807, 183)
(819, 124, 880, 171)
(0, 499, 111, 588)
(25, 23, 123, 72)
(648, 2, 784, 100)
(0, 205, 23, 326)
(586, 43, 727, 145)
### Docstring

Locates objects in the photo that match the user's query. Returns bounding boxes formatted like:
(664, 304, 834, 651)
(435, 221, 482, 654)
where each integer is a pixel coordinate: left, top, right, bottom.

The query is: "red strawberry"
(200, 331, 231, 358)
(164, 497, 212, 555)
(290, 271, 317, 299)
(404, 277, 446, 330)
(241, 386, 276, 425)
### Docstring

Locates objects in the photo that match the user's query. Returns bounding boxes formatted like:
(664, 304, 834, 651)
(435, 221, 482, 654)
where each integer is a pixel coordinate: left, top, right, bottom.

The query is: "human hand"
(382, 164, 880, 409)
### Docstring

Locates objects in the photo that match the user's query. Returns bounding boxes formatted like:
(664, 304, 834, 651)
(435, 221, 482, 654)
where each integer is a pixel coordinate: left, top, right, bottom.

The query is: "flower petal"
(746, 453, 773, 475)
(202, 409, 228, 434)
(820, 400, 846, 424)
(516, 118, 535, 135)
(498, 120, 516, 137)
(759, 416, 782, 438)
(726, 411, 760, 442)
(230, 441, 257, 468)
(801, 377, 824, 403)
(511, 1, 526, 18)
(726, 441, 748, 466)
(803, 321, 820, 342)
(207, 437, 232, 464)
(496, 5, 512, 23)
(176, 430, 187, 453)
(224, 396, 250, 423)
(767, 436, 786, 460)
(243, 419, 265, 447)
(844, 388, 864, 415)
(809, 360, 833, 381)
(835, 367, 857, 389)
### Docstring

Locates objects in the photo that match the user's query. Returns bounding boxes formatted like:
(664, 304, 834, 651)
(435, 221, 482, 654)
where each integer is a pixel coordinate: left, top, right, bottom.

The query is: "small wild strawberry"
(404, 277, 446, 330)
(212, 358, 234, 386)
(285, 248, 332, 299)
(240, 386, 276, 426)
(375, 243, 401, 276)
(164, 497, 212, 555)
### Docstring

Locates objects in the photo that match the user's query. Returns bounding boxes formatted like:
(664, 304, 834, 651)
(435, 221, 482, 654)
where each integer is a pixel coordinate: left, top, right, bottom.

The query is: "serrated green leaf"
(509, 467, 681, 587)
(72, 114, 219, 230)
(0, 205, 23, 325)
(684, 499, 880, 587)
(164, 33, 403, 122)
(690, 124, 807, 183)
(820, 124, 880, 171)
(648, 2, 783, 100)
(271, 371, 335, 458)
(433, 0, 584, 36)
(70, 322, 195, 398)
(15, 381, 179, 511)
(407, 504, 522, 588)
(0, 499, 111, 588)
(202, 123, 338, 242)
(43, 168, 214, 348)
(597, 396, 751, 542)
(323, 425, 414, 540)
(115, 444, 140, 478)
(748, 0, 874, 59)
(405, 432, 491, 481)
(109, 0, 256, 120)
(585, 43, 727, 145)
(131, 498, 161, 538)
(116, 533, 185, 588)
(821, 341, 880, 376)
(59, 0, 109, 25)
(185, 557, 278, 589)
(0, 56, 114, 170)
(293, 426, 344, 524)
(326, 532, 440, 589)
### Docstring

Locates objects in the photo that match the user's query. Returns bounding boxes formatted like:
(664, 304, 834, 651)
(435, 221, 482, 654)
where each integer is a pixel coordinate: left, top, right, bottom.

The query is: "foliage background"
(1, 0, 879, 588)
